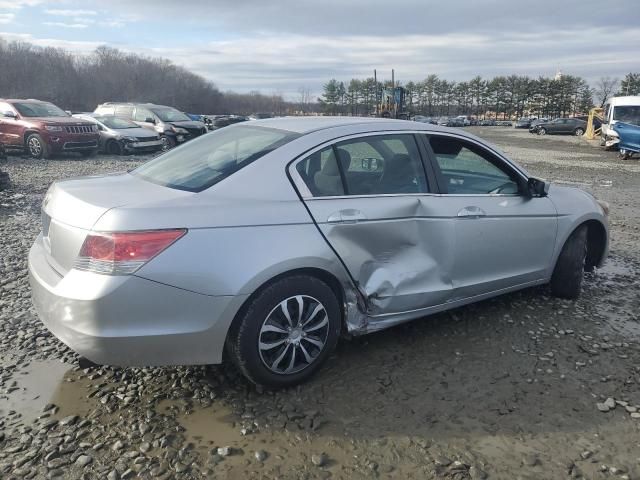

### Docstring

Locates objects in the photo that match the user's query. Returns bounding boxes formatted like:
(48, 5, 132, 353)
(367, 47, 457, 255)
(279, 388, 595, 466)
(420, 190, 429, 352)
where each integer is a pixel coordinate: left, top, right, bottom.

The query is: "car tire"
(574, 128, 584, 136)
(537, 128, 546, 136)
(25, 133, 49, 159)
(226, 275, 341, 388)
(550, 225, 587, 299)
(161, 136, 176, 151)
(106, 140, 123, 156)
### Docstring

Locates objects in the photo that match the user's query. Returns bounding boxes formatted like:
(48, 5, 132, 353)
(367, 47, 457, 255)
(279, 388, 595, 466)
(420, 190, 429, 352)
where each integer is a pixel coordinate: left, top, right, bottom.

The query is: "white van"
(601, 96, 640, 147)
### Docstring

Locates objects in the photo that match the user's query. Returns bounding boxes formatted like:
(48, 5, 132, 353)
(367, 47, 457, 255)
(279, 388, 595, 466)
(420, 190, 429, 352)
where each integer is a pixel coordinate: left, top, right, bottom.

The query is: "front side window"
(428, 135, 521, 195)
(12, 102, 68, 118)
(133, 125, 299, 192)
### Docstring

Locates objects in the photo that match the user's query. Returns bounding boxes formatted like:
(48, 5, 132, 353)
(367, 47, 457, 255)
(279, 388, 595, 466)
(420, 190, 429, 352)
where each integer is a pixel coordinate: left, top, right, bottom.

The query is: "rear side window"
(115, 105, 134, 118)
(296, 146, 345, 197)
(133, 125, 300, 192)
(297, 134, 428, 196)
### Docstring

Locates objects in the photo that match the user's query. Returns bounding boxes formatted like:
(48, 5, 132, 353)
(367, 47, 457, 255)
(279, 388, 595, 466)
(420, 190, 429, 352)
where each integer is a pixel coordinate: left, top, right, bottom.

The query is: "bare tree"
(297, 86, 312, 115)
(595, 77, 619, 107)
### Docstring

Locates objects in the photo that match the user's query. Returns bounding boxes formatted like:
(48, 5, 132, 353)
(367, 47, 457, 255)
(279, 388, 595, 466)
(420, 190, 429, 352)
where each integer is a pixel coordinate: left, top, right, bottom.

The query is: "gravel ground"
(1, 128, 639, 480)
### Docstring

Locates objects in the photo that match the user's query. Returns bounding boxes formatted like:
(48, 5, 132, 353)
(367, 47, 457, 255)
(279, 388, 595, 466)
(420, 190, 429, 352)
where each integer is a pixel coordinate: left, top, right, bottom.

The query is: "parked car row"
(0, 99, 211, 159)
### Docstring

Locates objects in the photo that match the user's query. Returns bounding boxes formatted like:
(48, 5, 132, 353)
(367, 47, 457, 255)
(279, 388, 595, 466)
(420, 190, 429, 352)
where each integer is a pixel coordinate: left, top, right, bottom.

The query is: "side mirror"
(527, 177, 549, 197)
(2, 110, 17, 119)
(145, 117, 155, 124)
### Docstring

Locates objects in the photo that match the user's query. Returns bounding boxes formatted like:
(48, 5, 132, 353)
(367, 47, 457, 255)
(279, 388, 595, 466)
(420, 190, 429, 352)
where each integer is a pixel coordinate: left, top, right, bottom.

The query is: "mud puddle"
(1, 359, 92, 425)
(593, 257, 640, 338)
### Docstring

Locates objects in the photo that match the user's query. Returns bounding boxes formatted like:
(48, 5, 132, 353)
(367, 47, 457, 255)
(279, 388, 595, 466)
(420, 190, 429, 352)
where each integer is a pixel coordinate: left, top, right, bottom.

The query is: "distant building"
(554, 70, 563, 81)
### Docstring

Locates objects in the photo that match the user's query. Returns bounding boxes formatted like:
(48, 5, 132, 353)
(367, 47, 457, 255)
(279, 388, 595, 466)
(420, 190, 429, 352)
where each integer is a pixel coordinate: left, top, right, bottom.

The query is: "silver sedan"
(28, 117, 609, 387)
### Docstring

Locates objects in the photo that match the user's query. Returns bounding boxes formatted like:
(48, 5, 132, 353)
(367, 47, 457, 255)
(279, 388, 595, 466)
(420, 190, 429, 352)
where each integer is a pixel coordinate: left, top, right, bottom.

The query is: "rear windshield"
(132, 125, 300, 192)
(151, 107, 190, 122)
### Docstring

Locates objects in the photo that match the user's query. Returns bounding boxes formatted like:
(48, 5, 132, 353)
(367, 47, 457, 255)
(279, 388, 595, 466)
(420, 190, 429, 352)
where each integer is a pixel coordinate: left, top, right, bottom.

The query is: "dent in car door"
(294, 134, 455, 315)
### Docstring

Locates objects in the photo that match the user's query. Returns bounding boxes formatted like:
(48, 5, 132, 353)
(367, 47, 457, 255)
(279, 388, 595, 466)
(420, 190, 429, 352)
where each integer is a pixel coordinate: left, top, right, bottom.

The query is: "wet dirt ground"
(1, 128, 639, 479)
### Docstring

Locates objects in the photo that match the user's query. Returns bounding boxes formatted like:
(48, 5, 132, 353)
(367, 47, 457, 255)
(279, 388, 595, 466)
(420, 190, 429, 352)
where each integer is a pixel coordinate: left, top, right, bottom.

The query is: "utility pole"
(374, 69, 378, 116)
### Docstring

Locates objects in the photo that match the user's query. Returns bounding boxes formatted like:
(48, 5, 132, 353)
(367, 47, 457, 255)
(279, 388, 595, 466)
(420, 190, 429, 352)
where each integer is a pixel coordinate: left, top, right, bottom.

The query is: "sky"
(0, 0, 639, 99)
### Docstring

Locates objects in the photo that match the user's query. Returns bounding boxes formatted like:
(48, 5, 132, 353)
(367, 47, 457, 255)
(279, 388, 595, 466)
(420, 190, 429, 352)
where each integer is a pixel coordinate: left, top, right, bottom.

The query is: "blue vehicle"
(614, 121, 640, 160)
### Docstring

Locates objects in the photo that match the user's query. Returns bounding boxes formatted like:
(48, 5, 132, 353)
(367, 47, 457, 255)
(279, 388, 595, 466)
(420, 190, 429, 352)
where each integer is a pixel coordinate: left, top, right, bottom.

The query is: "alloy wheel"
(258, 295, 330, 375)
(28, 137, 42, 157)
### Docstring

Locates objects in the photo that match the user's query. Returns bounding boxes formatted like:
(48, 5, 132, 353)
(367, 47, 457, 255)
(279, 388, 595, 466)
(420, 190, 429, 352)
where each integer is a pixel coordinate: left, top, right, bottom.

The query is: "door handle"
(327, 209, 367, 224)
(457, 206, 486, 218)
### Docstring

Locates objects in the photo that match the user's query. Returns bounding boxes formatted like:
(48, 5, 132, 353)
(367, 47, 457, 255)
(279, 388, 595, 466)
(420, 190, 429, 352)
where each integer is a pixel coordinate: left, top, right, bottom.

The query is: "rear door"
(422, 133, 557, 299)
(291, 132, 455, 315)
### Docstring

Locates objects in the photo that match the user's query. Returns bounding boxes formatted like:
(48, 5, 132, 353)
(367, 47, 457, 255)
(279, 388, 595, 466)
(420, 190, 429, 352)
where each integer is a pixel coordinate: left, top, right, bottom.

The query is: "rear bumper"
(28, 234, 246, 366)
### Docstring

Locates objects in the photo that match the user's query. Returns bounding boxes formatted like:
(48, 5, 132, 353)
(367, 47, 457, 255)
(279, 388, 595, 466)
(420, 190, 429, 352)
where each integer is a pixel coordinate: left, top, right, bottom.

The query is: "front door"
(293, 132, 455, 315)
(0, 103, 23, 147)
(423, 133, 558, 299)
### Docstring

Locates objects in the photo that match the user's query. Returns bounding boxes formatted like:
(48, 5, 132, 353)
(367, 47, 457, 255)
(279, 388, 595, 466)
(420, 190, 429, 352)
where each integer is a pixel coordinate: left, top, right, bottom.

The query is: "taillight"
(74, 229, 186, 275)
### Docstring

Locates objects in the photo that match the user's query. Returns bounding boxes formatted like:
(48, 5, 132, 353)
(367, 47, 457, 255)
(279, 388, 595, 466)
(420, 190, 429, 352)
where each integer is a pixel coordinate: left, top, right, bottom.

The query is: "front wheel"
(26, 133, 49, 159)
(106, 140, 123, 156)
(550, 225, 587, 299)
(537, 128, 546, 136)
(161, 135, 176, 151)
(619, 149, 631, 160)
(574, 128, 584, 136)
(226, 275, 341, 388)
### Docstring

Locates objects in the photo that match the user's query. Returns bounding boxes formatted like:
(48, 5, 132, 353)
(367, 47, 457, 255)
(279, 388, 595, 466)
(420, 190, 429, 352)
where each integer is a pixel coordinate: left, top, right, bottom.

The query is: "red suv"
(0, 99, 99, 159)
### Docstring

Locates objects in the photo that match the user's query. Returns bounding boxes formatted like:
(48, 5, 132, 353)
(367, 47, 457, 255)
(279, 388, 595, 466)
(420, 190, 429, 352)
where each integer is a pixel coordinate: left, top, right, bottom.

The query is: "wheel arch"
(224, 267, 349, 349)
(583, 219, 608, 270)
(23, 129, 41, 146)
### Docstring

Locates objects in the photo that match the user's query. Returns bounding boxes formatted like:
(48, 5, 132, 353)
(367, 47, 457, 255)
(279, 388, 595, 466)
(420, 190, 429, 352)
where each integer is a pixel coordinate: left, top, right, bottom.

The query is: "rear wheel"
(550, 225, 587, 299)
(226, 275, 341, 388)
(537, 127, 546, 136)
(574, 127, 584, 136)
(26, 133, 48, 159)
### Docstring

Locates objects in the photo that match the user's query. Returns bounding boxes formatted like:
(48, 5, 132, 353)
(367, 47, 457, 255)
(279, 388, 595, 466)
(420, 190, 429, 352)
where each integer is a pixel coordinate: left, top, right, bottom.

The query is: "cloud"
(44, 9, 98, 16)
(0, 13, 15, 24)
(98, 20, 125, 28)
(0, 31, 102, 51)
(0, 0, 42, 9)
(42, 21, 90, 29)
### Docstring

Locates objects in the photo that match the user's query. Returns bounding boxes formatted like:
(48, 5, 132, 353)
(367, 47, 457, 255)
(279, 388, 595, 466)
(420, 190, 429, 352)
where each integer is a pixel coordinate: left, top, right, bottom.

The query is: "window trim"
(289, 130, 434, 200)
(419, 132, 529, 197)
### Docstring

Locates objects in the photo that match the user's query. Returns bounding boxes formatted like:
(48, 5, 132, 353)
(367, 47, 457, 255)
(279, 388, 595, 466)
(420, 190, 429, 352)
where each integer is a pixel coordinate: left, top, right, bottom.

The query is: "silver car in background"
(29, 117, 609, 387)
(73, 114, 163, 155)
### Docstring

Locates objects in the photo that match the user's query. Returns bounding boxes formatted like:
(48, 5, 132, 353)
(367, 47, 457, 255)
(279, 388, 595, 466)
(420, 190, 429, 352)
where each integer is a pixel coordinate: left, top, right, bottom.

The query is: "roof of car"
(247, 116, 451, 134)
(1, 99, 49, 103)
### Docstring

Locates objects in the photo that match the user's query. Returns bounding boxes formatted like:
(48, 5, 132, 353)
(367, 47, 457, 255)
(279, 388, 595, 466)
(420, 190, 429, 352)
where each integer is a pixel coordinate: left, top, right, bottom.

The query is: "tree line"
(0, 37, 291, 115)
(320, 72, 640, 119)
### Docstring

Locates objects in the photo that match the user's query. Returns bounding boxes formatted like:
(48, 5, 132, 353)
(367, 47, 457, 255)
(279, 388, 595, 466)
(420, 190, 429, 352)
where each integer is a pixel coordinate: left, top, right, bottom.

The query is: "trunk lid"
(42, 172, 190, 275)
